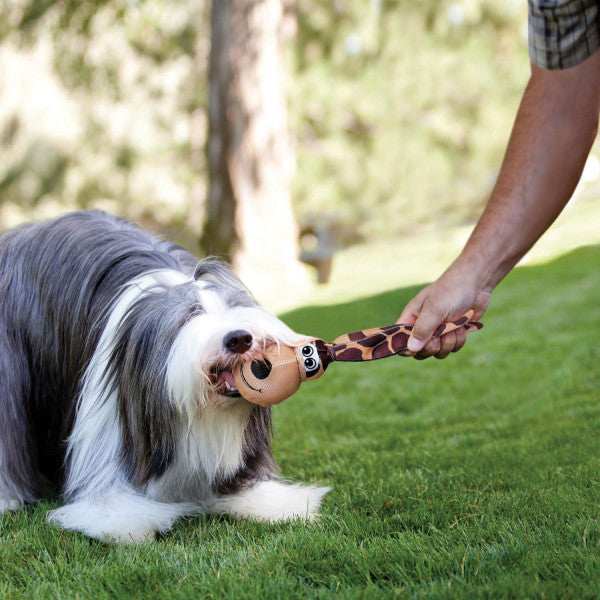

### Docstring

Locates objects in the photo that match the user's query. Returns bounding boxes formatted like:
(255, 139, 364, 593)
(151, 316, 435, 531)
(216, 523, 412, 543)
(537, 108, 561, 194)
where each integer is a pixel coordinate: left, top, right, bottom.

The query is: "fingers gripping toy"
(234, 311, 483, 406)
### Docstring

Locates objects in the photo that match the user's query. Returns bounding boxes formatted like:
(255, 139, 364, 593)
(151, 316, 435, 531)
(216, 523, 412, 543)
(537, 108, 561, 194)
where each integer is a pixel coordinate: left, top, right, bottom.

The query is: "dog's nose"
(223, 330, 253, 354)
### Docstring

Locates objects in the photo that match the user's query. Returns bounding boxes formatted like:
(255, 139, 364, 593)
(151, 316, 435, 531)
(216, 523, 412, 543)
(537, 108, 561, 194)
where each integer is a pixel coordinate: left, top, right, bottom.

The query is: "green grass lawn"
(2, 246, 600, 599)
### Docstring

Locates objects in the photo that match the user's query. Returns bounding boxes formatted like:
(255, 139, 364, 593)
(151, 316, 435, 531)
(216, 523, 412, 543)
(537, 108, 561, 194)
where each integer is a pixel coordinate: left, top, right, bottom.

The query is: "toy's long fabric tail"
(322, 310, 483, 364)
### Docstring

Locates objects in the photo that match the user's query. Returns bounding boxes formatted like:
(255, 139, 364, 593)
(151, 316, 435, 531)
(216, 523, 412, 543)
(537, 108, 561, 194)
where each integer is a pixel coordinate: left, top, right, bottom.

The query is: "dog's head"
(159, 258, 306, 418)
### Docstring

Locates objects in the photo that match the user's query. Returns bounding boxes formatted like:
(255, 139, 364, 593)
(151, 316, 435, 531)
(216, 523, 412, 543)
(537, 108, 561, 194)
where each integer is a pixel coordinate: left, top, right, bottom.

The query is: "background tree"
(0, 0, 533, 284)
(202, 0, 307, 296)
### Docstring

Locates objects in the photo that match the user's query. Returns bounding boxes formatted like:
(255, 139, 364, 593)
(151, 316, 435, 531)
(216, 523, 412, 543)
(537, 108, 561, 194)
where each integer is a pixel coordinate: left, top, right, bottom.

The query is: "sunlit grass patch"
(1, 246, 600, 599)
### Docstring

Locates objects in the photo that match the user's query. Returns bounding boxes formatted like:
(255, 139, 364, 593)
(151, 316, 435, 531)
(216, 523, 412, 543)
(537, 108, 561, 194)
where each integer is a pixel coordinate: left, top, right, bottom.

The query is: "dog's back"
(0, 211, 195, 492)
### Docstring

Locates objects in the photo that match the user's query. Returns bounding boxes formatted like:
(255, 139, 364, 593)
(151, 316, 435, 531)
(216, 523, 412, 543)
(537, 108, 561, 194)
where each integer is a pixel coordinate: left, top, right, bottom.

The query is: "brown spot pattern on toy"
(326, 312, 482, 362)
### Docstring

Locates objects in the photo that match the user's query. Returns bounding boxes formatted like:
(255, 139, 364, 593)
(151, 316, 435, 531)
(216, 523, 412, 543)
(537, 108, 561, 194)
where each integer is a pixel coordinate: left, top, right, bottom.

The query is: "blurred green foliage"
(0, 0, 529, 244)
(290, 0, 529, 239)
(0, 0, 207, 241)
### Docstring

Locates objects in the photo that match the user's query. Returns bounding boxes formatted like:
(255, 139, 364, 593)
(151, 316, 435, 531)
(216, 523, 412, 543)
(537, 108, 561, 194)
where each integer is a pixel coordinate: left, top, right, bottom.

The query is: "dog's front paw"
(0, 497, 23, 514)
(208, 480, 331, 523)
(47, 503, 158, 543)
(46, 492, 194, 543)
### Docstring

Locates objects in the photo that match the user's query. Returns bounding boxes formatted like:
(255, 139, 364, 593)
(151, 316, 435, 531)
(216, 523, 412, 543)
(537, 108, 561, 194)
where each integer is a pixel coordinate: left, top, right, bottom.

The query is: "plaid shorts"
(528, 0, 600, 69)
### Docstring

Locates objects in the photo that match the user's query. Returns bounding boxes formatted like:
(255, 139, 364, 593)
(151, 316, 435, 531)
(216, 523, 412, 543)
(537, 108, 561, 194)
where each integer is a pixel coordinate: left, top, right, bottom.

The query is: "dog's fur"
(0, 211, 328, 542)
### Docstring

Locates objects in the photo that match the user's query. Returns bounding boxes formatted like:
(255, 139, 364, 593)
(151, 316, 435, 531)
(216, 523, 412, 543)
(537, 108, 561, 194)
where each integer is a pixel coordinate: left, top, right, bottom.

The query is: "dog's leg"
(47, 489, 197, 543)
(0, 327, 37, 512)
(206, 480, 330, 523)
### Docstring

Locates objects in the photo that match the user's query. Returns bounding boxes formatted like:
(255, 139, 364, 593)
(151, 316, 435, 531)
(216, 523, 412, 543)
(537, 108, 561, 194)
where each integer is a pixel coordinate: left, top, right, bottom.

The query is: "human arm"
(399, 49, 600, 359)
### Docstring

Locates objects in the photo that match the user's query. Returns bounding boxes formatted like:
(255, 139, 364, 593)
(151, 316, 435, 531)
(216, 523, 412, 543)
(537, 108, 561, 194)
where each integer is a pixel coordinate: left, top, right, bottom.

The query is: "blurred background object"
(1, 0, 599, 308)
(201, 0, 307, 297)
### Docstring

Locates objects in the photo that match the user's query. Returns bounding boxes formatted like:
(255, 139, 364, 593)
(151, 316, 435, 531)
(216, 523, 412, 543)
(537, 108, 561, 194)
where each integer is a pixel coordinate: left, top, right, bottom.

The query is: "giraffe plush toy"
(233, 311, 483, 406)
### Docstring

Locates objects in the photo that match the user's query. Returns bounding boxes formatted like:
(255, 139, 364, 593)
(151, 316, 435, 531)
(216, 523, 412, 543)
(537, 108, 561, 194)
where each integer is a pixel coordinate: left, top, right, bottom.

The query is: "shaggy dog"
(0, 211, 328, 542)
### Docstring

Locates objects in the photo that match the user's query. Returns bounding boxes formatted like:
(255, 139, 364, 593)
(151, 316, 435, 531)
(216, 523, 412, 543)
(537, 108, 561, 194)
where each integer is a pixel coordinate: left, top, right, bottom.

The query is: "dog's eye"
(250, 359, 272, 380)
(302, 345, 314, 357)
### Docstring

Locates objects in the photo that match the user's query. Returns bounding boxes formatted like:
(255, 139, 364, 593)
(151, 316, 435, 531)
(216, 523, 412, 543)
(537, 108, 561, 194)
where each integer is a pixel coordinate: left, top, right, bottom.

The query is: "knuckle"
(441, 331, 456, 350)
(426, 339, 441, 354)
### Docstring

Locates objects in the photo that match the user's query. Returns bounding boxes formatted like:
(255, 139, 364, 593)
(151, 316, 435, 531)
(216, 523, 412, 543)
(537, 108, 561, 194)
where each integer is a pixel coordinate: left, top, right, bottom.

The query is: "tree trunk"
(202, 0, 307, 299)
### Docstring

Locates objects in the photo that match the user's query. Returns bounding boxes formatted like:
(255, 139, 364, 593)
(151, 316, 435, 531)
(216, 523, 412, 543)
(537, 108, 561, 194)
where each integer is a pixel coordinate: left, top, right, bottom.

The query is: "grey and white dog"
(0, 211, 328, 542)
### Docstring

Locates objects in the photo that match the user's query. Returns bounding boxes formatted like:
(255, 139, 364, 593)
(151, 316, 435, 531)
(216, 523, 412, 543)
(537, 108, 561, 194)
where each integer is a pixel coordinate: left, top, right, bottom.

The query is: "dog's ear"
(194, 256, 238, 284)
(194, 257, 256, 306)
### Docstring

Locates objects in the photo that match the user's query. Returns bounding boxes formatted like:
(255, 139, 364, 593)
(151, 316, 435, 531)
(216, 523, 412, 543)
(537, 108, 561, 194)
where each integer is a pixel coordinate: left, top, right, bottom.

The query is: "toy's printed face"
(233, 338, 326, 406)
(248, 358, 273, 383)
(299, 342, 322, 379)
(233, 343, 302, 406)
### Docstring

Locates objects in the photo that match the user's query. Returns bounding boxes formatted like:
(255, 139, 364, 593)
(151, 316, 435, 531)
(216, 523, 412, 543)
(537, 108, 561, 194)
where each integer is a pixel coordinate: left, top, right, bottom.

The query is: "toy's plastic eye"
(304, 357, 316, 370)
(302, 345, 313, 356)
(250, 359, 272, 380)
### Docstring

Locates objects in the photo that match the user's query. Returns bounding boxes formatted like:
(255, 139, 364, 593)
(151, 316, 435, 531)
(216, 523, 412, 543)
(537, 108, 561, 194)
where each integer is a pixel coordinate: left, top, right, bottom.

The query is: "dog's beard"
(65, 271, 294, 497)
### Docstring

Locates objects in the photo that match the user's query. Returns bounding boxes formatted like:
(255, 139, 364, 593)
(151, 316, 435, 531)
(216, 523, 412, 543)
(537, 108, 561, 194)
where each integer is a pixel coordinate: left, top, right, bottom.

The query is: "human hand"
(397, 266, 491, 359)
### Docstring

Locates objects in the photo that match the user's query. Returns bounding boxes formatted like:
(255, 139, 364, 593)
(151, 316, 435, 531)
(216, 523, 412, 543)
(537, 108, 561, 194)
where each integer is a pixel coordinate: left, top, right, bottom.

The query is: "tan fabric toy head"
(233, 340, 326, 406)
